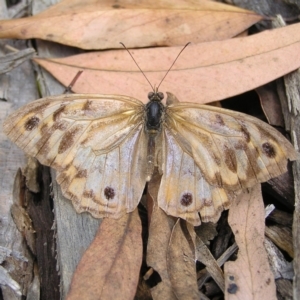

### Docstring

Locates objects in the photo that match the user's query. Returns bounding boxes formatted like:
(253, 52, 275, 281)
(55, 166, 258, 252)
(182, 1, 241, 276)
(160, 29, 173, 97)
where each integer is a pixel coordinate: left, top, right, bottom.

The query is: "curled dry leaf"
(33, 22, 300, 104)
(147, 170, 177, 300)
(256, 83, 285, 127)
(67, 209, 142, 300)
(167, 220, 200, 299)
(0, 0, 262, 49)
(224, 185, 276, 299)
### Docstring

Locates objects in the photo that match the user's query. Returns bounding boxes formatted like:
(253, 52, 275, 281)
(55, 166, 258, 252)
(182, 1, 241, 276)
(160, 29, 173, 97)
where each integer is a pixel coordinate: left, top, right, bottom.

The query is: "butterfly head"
(148, 89, 164, 103)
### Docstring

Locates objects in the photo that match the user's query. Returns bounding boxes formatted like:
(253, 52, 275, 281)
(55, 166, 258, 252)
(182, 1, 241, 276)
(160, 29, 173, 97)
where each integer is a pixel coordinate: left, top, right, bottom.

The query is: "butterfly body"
(145, 91, 165, 181)
(3, 93, 298, 225)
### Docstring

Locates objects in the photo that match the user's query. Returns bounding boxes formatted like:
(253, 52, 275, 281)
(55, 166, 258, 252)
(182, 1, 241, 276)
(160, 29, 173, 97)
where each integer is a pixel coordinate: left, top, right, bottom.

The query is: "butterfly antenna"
(157, 42, 190, 91)
(120, 42, 155, 92)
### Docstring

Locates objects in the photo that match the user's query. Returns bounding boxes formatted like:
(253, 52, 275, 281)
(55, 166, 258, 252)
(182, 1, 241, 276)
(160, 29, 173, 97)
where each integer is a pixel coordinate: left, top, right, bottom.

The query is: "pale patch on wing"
(4, 93, 148, 217)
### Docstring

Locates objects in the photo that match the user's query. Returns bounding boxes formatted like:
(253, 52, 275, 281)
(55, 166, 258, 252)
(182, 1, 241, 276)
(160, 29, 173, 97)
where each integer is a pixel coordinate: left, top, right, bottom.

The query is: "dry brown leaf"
(147, 170, 177, 300)
(256, 83, 284, 127)
(224, 185, 276, 299)
(33, 22, 300, 104)
(167, 220, 200, 299)
(66, 209, 142, 300)
(0, 0, 262, 50)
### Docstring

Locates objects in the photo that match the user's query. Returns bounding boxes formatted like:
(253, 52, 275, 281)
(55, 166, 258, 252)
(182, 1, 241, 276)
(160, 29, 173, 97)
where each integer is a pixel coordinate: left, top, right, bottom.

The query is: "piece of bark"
(0, 1, 39, 299)
(225, 0, 300, 19)
(51, 170, 101, 297)
(0, 47, 35, 74)
(273, 16, 300, 299)
(26, 166, 60, 300)
(267, 209, 293, 227)
(276, 278, 293, 300)
(265, 226, 293, 258)
(262, 166, 295, 210)
(264, 238, 293, 280)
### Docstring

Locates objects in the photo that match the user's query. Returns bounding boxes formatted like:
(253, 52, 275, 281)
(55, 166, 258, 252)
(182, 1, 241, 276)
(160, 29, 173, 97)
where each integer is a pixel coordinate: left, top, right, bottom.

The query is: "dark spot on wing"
(262, 142, 276, 158)
(224, 146, 237, 173)
(83, 100, 93, 111)
(53, 105, 66, 121)
(35, 126, 57, 157)
(215, 114, 225, 126)
(234, 141, 247, 151)
(58, 126, 82, 154)
(83, 190, 94, 198)
(215, 172, 223, 187)
(40, 123, 49, 134)
(53, 120, 68, 131)
(180, 193, 193, 206)
(33, 102, 51, 113)
(104, 186, 115, 200)
(212, 153, 221, 166)
(76, 169, 87, 178)
(240, 124, 250, 143)
(25, 116, 40, 130)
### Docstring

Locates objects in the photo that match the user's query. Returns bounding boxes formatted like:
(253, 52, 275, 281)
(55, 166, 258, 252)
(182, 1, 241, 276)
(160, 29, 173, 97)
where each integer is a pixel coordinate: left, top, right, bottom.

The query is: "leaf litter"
(0, 1, 298, 299)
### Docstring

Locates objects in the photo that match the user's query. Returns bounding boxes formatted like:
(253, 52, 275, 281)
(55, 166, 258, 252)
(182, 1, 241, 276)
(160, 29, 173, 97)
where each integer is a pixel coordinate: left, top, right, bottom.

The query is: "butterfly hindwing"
(3, 94, 148, 218)
(158, 127, 234, 225)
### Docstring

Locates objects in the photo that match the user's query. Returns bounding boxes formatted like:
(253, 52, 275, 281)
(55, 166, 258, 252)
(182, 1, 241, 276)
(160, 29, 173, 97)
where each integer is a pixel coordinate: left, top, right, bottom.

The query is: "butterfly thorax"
(145, 91, 165, 134)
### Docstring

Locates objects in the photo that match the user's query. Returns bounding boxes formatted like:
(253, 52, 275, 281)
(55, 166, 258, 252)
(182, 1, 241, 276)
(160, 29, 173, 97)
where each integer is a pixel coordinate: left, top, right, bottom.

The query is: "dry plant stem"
(197, 243, 238, 289)
(195, 235, 225, 292)
(272, 16, 300, 299)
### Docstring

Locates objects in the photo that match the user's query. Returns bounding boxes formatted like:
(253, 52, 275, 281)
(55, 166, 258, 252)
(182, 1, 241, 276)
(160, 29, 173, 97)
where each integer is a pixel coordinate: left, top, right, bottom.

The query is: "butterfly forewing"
(165, 103, 297, 188)
(157, 102, 298, 225)
(3, 94, 148, 218)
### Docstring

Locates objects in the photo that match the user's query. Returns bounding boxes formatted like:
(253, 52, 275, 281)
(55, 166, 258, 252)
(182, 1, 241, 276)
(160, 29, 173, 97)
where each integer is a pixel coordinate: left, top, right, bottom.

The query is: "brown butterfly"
(3, 87, 297, 225)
